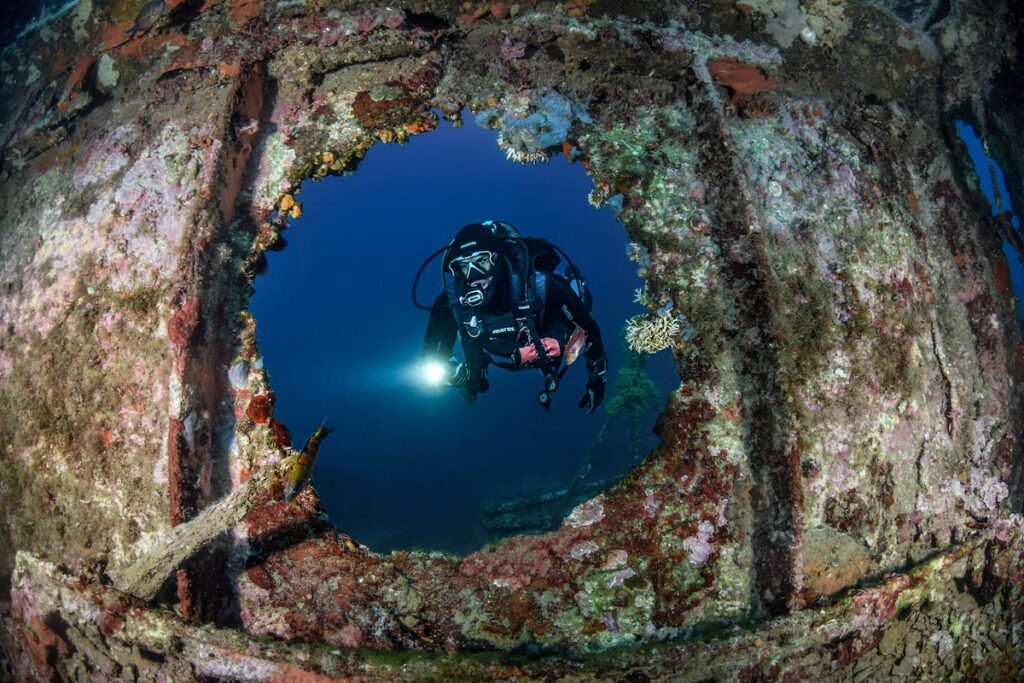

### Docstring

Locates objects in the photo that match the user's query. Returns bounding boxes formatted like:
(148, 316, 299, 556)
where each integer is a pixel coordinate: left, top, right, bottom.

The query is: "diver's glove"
(459, 365, 488, 406)
(578, 356, 607, 414)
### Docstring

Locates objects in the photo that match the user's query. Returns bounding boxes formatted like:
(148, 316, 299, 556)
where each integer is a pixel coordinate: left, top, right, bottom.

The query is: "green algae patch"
(570, 557, 656, 649)
(768, 233, 840, 387)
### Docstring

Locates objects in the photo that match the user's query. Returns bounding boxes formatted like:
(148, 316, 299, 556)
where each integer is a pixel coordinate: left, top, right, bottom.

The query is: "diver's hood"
(443, 222, 505, 273)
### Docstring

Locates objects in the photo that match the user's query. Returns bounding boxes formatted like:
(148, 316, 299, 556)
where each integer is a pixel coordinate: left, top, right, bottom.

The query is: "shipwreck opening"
(955, 120, 1024, 333)
(250, 111, 679, 555)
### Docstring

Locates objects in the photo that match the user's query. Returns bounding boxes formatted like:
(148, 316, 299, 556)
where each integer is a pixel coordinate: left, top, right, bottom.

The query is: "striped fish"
(283, 417, 335, 503)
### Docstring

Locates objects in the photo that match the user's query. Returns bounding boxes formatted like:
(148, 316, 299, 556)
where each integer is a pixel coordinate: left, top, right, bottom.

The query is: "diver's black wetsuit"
(423, 270, 605, 397)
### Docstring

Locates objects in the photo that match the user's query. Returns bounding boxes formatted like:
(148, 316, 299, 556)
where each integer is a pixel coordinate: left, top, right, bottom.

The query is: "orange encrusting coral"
(706, 57, 777, 96)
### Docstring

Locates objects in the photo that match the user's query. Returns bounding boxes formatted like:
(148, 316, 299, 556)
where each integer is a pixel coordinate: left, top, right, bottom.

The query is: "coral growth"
(739, 0, 851, 48)
(246, 393, 275, 425)
(607, 328, 663, 417)
(625, 312, 681, 354)
(476, 90, 592, 163)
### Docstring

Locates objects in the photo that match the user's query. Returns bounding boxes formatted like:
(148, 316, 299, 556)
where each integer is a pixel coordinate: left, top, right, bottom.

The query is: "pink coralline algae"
(642, 490, 662, 518)
(952, 472, 1009, 514)
(601, 549, 629, 570)
(356, 7, 405, 33)
(72, 125, 134, 187)
(303, 16, 348, 48)
(570, 540, 600, 559)
(461, 542, 555, 589)
(501, 35, 527, 59)
(566, 495, 606, 528)
(682, 520, 716, 565)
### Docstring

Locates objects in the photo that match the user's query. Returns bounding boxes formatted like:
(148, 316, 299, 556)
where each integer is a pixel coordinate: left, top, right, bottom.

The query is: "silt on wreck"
(0, 0, 1022, 680)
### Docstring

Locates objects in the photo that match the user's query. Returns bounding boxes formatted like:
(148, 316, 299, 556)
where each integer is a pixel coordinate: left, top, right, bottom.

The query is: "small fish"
(128, 0, 167, 39)
(337, 532, 360, 551)
(564, 324, 587, 365)
(283, 417, 335, 503)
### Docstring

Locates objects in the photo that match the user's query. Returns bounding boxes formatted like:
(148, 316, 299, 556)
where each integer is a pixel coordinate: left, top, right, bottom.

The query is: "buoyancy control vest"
(414, 220, 592, 407)
(444, 269, 547, 355)
(446, 226, 543, 344)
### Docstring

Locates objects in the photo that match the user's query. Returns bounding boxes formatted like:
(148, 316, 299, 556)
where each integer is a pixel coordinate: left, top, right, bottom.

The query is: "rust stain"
(167, 417, 185, 525)
(218, 62, 242, 78)
(992, 251, 1010, 296)
(168, 298, 200, 350)
(35, 147, 60, 174)
(908, 186, 921, 214)
(176, 568, 194, 620)
(231, 0, 263, 28)
(96, 424, 113, 450)
(159, 42, 206, 77)
(20, 617, 69, 678)
(404, 118, 437, 135)
(65, 54, 97, 92)
(721, 403, 741, 422)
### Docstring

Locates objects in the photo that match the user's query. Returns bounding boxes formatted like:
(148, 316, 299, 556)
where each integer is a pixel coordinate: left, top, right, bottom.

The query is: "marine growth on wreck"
(0, 0, 1021, 680)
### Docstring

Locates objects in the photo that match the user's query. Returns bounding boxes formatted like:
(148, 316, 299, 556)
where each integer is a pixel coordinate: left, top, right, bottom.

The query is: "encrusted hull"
(0, 0, 1021, 679)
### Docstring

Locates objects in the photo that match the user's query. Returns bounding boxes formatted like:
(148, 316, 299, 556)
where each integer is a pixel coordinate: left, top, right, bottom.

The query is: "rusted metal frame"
(167, 59, 269, 621)
(681, 54, 804, 616)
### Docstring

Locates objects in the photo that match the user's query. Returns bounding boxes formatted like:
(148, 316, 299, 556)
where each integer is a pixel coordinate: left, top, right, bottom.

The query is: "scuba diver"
(414, 220, 607, 411)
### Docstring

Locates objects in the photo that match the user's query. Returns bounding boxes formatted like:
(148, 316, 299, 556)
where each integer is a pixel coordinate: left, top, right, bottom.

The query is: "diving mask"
(449, 250, 496, 280)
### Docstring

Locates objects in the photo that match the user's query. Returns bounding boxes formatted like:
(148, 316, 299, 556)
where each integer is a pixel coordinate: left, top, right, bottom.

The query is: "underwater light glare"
(422, 360, 448, 386)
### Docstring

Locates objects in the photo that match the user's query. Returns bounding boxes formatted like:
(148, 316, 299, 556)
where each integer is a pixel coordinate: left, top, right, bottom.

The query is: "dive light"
(422, 360, 448, 386)
(421, 357, 469, 388)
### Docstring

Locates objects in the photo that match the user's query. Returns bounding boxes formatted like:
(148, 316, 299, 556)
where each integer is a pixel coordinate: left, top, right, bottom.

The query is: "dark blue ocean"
(0, 0, 80, 51)
(956, 121, 1024, 332)
(251, 112, 678, 555)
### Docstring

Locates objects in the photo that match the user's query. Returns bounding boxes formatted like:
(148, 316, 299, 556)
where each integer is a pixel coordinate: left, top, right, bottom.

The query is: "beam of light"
(421, 360, 448, 387)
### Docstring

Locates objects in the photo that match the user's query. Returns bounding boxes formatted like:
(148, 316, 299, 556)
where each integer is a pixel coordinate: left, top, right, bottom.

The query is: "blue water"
(251, 112, 677, 555)
(956, 121, 1024, 331)
(0, 0, 81, 52)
